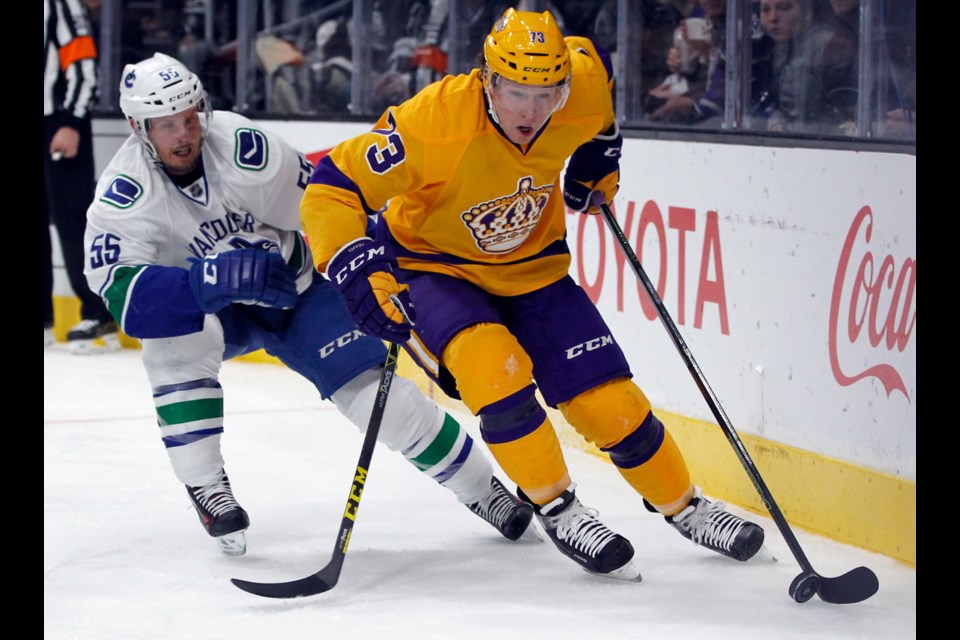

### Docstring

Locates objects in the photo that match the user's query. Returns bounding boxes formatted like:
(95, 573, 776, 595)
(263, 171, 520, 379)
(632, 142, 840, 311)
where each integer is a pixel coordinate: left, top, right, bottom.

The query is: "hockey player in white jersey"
(83, 53, 534, 556)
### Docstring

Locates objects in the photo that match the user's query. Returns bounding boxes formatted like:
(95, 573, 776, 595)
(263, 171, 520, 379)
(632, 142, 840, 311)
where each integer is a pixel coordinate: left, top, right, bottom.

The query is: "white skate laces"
(467, 477, 534, 541)
(666, 486, 765, 561)
(192, 477, 242, 517)
(548, 503, 619, 558)
(532, 484, 640, 580)
(186, 470, 250, 556)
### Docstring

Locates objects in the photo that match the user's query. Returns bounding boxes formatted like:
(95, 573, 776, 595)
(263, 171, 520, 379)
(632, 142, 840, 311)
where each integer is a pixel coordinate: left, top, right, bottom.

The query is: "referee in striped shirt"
(44, 0, 117, 353)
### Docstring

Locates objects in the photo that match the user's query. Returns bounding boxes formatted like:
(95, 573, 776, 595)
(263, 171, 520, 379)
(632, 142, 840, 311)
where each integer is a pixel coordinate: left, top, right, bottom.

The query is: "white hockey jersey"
(84, 111, 315, 339)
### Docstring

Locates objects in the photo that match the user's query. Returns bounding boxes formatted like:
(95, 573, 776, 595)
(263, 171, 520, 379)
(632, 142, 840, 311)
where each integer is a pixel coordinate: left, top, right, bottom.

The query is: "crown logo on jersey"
(461, 177, 552, 254)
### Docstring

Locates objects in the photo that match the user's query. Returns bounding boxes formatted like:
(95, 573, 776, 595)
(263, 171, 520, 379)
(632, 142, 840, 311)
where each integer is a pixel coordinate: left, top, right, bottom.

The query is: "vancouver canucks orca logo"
(123, 70, 136, 88)
(100, 175, 143, 209)
(461, 177, 552, 254)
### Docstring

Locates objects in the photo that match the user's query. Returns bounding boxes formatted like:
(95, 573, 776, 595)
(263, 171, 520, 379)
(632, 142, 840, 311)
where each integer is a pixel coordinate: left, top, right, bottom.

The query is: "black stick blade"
(230, 345, 399, 600)
(231, 571, 337, 599)
(817, 566, 880, 604)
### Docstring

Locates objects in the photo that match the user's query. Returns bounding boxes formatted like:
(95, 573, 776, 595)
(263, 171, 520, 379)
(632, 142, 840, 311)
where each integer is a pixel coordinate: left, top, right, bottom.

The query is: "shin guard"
(444, 324, 570, 504)
(481, 391, 571, 504)
(612, 424, 694, 515)
(560, 379, 693, 513)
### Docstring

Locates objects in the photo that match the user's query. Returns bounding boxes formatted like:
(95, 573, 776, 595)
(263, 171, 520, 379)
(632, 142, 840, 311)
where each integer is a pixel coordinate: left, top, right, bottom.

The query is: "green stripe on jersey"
(103, 265, 144, 324)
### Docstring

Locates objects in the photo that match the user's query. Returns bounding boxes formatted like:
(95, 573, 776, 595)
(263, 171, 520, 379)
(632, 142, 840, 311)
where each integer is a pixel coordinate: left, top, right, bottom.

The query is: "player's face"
(146, 106, 204, 175)
(490, 77, 566, 144)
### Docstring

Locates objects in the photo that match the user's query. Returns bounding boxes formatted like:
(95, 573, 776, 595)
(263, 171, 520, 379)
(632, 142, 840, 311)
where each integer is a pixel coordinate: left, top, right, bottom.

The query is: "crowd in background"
(86, 0, 915, 140)
(45, 0, 914, 357)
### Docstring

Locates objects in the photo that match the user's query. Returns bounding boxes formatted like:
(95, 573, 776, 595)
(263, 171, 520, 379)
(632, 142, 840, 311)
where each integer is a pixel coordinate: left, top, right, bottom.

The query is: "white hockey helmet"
(119, 53, 211, 160)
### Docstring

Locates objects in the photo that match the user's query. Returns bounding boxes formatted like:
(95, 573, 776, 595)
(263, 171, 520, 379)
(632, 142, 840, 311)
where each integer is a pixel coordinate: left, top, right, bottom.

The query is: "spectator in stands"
(408, 0, 521, 90)
(646, 0, 728, 125)
(646, 0, 777, 127)
(761, 0, 857, 134)
(646, 5, 713, 116)
(822, 0, 915, 139)
(750, 0, 800, 126)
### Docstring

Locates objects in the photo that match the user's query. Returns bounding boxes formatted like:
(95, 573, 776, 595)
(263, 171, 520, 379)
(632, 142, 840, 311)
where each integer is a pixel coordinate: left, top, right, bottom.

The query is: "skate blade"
(585, 559, 643, 583)
(68, 334, 121, 355)
(750, 543, 778, 563)
(519, 521, 545, 542)
(217, 530, 247, 557)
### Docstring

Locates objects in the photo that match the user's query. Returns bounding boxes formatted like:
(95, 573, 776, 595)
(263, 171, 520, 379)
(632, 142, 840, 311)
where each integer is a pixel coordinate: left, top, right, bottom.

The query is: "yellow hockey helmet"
(483, 8, 570, 87)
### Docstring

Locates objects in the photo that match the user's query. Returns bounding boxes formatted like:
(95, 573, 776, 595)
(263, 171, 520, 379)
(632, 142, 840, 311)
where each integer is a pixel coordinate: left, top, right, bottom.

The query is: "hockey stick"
(231, 340, 402, 598)
(591, 192, 879, 604)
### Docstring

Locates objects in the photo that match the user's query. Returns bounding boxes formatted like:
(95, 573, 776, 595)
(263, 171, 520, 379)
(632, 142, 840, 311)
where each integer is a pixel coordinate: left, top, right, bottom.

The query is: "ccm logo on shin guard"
(565, 335, 615, 359)
(318, 329, 366, 358)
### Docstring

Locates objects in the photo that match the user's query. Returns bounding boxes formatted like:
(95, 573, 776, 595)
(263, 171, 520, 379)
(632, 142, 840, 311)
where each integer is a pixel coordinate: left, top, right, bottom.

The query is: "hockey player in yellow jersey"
(301, 7, 765, 581)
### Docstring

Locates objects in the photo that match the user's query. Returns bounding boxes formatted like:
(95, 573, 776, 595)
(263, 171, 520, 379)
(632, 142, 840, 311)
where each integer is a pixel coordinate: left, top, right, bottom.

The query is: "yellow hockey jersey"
(301, 36, 615, 297)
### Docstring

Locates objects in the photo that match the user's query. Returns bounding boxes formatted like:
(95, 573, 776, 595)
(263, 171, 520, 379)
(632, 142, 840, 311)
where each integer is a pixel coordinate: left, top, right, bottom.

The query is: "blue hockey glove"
(188, 248, 298, 313)
(327, 238, 415, 343)
(563, 122, 622, 214)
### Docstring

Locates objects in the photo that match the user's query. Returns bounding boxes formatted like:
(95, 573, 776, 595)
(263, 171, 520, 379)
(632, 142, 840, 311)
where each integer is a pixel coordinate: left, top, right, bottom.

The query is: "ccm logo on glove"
(327, 238, 416, 343)
(331, 243, 388, 284)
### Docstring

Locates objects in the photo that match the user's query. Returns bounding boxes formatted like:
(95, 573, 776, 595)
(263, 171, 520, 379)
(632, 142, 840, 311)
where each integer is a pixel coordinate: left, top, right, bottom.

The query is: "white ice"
(45, 346, 916, 640)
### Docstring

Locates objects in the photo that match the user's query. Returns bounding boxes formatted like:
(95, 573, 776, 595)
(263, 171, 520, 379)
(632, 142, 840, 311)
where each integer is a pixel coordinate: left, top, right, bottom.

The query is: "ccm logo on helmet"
(523, 67, 551, 73)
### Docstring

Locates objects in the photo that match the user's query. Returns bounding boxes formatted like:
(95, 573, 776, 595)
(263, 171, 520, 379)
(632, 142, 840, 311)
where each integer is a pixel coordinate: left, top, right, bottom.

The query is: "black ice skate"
(66, 319, 120, 355)
(662, 486, 765, 561)
(186, 469, 250, 557)
(467, 476, 536, 541)
(522, 484, 641, 582)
